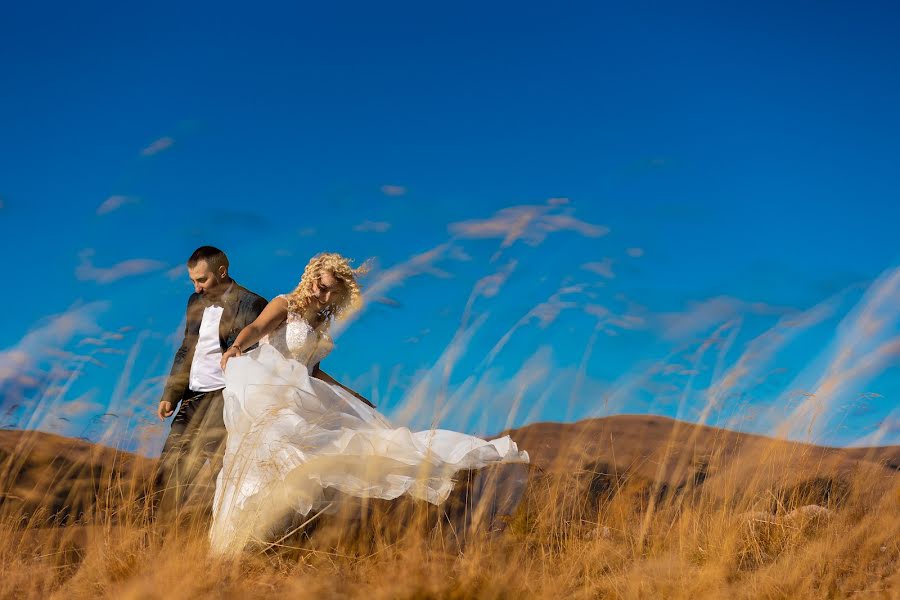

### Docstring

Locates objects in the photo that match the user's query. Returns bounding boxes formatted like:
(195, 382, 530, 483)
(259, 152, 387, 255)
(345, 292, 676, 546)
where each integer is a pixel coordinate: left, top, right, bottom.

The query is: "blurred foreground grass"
(0, 418, 897, 599)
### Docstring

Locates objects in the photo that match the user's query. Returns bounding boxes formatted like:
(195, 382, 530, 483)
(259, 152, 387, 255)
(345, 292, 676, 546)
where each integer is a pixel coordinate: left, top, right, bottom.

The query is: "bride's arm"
(311, 364, 376, 408)
(221, 296, 289, 369)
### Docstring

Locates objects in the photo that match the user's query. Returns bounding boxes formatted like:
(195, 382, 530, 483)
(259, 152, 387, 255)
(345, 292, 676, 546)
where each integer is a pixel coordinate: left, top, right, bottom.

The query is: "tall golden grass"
(1, 419, 897, 599)
(2, 245, 898, 597)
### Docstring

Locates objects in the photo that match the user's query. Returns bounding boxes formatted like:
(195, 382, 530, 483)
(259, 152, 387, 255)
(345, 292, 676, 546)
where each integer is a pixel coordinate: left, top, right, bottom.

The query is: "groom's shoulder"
(235, 284, 268, 305)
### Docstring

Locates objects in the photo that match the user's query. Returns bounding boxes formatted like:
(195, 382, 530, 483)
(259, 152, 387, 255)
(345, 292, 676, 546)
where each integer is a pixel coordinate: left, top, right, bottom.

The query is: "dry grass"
(0, 422, 897, 599)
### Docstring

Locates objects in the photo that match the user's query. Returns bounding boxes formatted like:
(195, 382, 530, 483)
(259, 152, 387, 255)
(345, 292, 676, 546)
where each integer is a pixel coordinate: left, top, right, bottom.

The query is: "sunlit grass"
(3, 222, 898, 598)
(1, 421, 897, 599)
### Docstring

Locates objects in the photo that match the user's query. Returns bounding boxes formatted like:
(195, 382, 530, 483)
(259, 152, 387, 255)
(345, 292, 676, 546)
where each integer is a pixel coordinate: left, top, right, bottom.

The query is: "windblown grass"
(1, 421, 897, 599)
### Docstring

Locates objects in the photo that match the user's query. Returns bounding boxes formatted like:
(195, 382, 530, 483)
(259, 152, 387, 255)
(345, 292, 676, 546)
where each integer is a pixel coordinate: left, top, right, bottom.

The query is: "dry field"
(1, 415, 898, 599)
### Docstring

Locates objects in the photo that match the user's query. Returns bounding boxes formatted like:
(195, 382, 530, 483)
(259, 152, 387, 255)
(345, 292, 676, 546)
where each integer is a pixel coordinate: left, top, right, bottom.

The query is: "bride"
(209, 252, 529, 554)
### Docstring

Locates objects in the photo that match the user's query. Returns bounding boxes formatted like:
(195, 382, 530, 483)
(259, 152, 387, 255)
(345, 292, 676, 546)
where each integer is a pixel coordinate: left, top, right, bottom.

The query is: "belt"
(184, 388, 223, 401)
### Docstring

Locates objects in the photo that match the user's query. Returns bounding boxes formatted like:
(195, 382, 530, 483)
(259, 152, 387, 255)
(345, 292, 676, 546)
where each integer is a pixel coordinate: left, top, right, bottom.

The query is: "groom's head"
(187, 246, 231, 296)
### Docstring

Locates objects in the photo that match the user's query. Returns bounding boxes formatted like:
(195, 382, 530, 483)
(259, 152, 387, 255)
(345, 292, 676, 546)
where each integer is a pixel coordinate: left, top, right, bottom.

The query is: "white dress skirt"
(209, 297, 530, 555)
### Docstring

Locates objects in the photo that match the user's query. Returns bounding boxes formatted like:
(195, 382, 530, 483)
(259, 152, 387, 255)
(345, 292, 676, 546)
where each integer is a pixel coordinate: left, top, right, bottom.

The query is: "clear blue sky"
(1, 1, 898, 453)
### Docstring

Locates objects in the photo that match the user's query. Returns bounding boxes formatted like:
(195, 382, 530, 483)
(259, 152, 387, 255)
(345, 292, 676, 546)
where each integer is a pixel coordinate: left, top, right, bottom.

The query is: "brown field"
(1, 415, 898, 599)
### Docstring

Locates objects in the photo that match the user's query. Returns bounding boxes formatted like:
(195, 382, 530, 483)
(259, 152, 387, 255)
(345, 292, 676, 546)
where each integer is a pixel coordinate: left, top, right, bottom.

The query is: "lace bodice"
(261, 295, 333, 367)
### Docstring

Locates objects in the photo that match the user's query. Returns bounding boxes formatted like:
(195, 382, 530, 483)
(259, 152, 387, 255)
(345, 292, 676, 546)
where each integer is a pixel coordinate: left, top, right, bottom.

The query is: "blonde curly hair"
(286, 252, 369, 321)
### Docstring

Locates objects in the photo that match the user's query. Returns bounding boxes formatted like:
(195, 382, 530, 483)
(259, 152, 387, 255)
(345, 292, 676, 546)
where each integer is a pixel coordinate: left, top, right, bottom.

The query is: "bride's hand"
(221, 345, 241, 370)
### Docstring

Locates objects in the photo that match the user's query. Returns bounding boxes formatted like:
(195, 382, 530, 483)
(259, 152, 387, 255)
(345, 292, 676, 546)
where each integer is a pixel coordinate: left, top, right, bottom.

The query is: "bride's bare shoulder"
(272, 294, 296, 314)
(251, 295, 290, 331)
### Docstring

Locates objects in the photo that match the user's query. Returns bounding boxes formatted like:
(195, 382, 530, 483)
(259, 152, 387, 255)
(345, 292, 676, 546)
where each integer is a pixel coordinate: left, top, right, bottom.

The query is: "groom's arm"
(159, 295, 197, 415)
(311, 363, 376, 408)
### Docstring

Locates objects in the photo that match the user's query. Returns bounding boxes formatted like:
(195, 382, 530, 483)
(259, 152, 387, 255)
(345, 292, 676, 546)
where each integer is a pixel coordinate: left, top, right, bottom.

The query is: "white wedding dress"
(209, 295, 530, 555)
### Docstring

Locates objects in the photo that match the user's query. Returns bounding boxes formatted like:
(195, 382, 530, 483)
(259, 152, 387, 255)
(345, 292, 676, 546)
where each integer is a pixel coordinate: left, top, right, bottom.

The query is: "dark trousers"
(154, 389, 226, 518)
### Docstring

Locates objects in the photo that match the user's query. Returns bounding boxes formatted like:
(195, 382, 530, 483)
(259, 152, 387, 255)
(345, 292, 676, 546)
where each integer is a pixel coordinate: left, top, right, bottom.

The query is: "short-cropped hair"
(187, 246, 229, 271)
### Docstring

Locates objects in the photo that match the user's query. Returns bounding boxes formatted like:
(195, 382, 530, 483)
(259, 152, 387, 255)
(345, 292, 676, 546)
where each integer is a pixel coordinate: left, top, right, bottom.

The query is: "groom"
(154, 246, 268, 517)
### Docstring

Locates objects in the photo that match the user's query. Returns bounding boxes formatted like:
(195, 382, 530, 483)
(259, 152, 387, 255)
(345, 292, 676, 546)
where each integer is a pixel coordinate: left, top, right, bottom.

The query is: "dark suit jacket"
(160, 281, 268, 407)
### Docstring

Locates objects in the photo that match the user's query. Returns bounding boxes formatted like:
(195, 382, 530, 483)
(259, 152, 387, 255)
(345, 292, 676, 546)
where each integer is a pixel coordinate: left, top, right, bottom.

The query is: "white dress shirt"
(188, 302, 227, 392)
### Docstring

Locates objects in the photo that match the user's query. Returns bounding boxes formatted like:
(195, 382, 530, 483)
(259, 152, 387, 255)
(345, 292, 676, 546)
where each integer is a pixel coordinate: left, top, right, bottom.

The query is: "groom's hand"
(158, 400, 175, 420)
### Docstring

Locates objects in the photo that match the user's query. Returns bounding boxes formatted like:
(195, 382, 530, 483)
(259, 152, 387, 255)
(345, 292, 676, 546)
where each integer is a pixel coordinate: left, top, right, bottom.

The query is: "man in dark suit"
(154, 246, 268, 517)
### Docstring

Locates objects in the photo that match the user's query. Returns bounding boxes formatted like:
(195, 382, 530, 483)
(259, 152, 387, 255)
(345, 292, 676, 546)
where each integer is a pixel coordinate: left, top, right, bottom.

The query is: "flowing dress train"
(209, 296, 529, 554)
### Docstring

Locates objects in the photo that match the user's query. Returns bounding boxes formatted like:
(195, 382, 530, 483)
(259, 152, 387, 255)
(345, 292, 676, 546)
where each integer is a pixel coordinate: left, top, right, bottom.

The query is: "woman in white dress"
(209, 252, 529, 555)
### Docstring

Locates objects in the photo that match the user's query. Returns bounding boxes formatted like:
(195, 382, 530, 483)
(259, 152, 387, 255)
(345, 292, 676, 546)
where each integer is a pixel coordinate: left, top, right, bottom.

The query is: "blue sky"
(1, 1, 898, 453)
